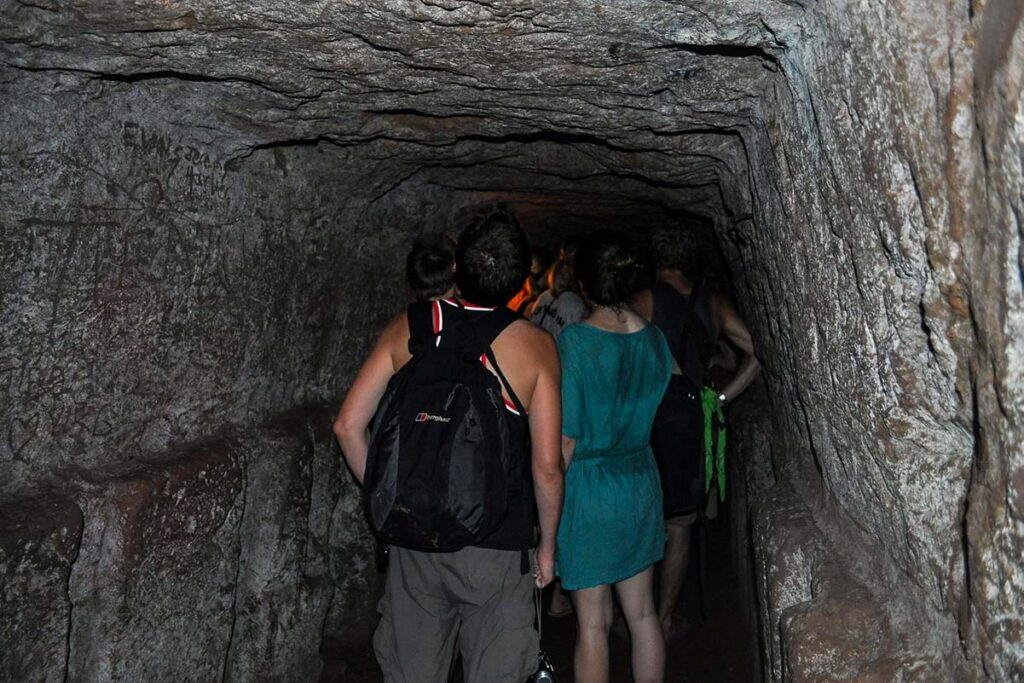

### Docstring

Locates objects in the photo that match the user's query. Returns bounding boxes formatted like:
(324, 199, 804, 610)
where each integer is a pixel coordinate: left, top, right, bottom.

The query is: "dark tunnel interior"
(1, 1, 1022, 681)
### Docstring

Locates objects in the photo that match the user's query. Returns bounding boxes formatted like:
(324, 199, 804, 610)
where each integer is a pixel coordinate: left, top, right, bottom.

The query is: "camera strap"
(535, 585, 543, 640)
(530, 585, 557, 681)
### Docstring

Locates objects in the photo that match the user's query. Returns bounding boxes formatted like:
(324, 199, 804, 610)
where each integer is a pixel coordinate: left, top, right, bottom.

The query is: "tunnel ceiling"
(1, 0, 799, 219)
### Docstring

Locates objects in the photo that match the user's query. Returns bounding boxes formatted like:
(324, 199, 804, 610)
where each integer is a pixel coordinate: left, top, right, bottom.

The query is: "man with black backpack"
(334, 206, 564, 683)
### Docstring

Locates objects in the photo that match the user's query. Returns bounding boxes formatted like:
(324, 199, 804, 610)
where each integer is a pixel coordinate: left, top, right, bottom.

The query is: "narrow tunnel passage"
(2, 1, 1022, 681)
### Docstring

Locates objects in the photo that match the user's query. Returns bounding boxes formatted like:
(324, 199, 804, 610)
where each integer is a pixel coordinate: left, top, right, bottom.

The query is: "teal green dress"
(556, 322, 672, 590)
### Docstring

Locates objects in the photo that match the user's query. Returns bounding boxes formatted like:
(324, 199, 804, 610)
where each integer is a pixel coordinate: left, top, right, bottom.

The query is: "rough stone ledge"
(0, 408, 382, 683)
(224, 405, 379, 683)
(66, 436, 246, 681)
(0, 495, 84, 683)
(753, 484, 947, 682)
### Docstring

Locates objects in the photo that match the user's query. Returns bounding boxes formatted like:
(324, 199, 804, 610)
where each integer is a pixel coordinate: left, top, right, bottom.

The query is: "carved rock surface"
(225, 410, 381, 682)
(752, 485, 955, 681)
(1, 0, 1022, 679)
(0, 497, 83, 682)
(67, 441, 244, 681)
(226, 418, 327, 682)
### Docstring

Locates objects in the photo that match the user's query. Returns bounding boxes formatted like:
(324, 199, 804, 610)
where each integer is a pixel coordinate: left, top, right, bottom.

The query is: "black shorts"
(651, 375, 705, 519)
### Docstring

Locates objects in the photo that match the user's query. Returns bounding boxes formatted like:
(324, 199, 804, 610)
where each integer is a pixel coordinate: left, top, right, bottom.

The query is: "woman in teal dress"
(557, 230, 672, 683)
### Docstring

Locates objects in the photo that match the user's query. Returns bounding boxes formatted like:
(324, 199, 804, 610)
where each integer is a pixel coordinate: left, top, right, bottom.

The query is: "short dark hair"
(574, 230, 647, 307)
(455, 205, 531, 307)
(650, 225, 697, 273)
(406, 233, 456, 302)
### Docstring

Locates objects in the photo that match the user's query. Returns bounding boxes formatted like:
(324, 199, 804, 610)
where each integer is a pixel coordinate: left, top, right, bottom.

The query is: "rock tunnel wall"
(725, 2, 1023, 679)
(2, 0, 1022, 680)
(0, 76, 419, 679)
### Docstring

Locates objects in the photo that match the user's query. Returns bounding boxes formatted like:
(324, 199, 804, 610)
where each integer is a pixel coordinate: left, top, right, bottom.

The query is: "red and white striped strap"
(432, 299, 524, 416)
(431, 300, 444, 347)
(479, 354, 525, 415)
(441, 297, 496, 312)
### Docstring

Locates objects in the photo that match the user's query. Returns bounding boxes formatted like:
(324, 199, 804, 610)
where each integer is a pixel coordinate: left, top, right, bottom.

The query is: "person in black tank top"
(334, 205, 564, 683)
(635, 225, 761, 640)
(650, 279, 711, 520)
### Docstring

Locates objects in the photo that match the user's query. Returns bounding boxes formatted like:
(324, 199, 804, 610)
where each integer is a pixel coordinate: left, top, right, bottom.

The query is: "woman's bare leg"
(658, 522, 691, 637)
(548, 580, 573, 615)
(572, 583, 614, 683)
(616, 566, 664, 683)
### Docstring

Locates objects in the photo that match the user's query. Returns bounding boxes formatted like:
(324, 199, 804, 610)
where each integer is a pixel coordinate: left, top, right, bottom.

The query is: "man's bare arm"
(527, 331, 564, 588)
(333, 313, 408, 483)
(713, 294, 760, 403)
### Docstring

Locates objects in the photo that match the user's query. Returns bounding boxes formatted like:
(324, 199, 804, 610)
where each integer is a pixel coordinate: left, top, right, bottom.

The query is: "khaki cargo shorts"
(374, 545, 538, 683)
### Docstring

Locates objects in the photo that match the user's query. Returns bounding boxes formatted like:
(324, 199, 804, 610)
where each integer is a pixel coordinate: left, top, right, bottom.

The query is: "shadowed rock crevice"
(2, 0, 1022, 680)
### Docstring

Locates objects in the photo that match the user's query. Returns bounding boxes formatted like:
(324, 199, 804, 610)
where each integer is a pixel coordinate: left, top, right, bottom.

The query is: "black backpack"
(363, 301, 527, 552)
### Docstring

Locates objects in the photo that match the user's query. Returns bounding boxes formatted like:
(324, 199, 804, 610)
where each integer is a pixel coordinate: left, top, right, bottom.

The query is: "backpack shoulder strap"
(407, 301, 435, 354)
(679, 279, 712, 374)
(473, 308, 529, 417)
(471, 306, 521, 346)
(483, 347, 528, 417)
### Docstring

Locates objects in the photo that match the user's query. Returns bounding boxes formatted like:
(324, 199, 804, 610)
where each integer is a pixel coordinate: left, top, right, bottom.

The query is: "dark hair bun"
(574, 230, 646, 307)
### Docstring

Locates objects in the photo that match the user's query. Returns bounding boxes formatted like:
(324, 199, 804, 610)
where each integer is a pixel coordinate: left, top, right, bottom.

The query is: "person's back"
(649, 278, 715, 385)
(531, 241, 588, 337)
(376, 297, 552, 420)
(634, 224, 760, 640)
(333, 205, 563, 683)
(532, 289, 586, 337)
(558, 323, 669, 460)
(556, 230, 671, 683)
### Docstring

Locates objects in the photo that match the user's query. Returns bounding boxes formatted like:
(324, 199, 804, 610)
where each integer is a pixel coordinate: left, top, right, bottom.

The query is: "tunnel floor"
(321, 501, 757, 682)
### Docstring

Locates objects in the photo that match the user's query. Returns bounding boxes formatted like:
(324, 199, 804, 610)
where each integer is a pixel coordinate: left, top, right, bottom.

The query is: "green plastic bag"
(701, 388, 727, 501)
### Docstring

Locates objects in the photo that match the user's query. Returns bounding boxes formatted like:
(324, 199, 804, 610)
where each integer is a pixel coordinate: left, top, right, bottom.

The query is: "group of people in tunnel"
(335, 204, 759, 683)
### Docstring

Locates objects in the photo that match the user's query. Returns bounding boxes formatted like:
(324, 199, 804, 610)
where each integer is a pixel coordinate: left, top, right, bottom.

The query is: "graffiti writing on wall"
(121, 121, 227, 201)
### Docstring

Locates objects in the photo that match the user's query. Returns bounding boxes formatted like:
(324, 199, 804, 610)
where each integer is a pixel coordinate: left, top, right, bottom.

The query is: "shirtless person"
(334, 206, 563, 683)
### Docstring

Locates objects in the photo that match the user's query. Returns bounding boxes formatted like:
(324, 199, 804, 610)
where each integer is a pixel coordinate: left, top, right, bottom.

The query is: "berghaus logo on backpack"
(415, 412, 451, 423)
